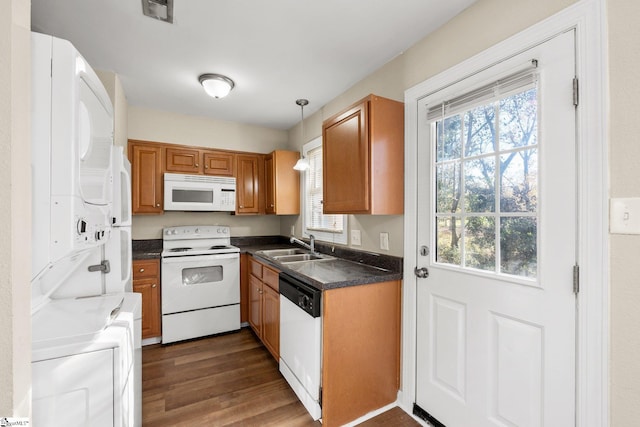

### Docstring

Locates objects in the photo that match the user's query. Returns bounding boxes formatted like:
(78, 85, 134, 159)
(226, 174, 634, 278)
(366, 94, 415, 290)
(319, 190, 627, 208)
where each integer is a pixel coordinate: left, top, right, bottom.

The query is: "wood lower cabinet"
(322, 280, 401, 427)
(247, 256, 279, 360)
(265, 150, 300, 215)
(322, 94, 404, 214)
(236, 154, 264, 214)
(132, 259, 161, 339)
(129, 140, 163, 214)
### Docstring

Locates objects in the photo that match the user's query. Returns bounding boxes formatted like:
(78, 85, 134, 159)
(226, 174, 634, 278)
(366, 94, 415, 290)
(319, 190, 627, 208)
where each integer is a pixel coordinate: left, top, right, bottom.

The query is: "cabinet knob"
(205, 165, 209, 169)
(240, 205, 244, 208)
(195, 164, 199, 167)
(139, 268, 145, 272)
(156, 203, 160, 207)
(270, 204, 274, 207)
(152, 284, 157, 288)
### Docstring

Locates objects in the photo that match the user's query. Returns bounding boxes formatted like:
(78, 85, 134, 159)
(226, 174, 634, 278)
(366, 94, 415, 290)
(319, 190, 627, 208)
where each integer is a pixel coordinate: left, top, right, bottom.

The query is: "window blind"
(427, 60, 539, 122)
(305, 146, 344, 233)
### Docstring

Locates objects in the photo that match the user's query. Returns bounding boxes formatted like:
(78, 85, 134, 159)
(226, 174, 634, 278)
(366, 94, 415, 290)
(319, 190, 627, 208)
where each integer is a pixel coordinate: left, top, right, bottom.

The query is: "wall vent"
(141, 0, 173, 23)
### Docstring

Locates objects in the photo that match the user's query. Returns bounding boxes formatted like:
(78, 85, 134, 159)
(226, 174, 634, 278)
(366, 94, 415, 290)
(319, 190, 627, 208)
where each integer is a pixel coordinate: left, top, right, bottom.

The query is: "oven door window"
(182, 265, 223, 285)
(172, 189, 213, 204)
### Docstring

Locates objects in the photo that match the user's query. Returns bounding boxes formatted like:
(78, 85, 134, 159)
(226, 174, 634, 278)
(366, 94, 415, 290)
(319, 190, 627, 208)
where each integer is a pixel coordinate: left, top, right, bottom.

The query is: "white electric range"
(161, 225, 240, 344)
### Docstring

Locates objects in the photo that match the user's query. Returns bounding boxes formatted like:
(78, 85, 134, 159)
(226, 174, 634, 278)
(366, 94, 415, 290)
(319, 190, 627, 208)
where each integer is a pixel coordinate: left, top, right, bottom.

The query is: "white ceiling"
(31, 0, 476, 130)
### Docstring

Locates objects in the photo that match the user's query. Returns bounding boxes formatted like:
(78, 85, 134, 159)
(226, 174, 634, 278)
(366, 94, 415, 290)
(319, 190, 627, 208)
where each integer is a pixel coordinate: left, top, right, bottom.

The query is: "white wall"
(128, 105, 289, 240)
(0, 0, 31, 418)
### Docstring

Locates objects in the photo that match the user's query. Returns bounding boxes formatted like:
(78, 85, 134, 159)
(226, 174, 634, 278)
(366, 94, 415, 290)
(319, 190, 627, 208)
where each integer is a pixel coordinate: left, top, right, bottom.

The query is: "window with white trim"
(302, 137, 348, 244)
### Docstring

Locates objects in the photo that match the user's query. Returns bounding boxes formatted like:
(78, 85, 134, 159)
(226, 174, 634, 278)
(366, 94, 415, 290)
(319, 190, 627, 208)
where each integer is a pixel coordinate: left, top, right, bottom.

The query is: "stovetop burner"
(210, 245, 230, 250)
(169, 247, 192, 252)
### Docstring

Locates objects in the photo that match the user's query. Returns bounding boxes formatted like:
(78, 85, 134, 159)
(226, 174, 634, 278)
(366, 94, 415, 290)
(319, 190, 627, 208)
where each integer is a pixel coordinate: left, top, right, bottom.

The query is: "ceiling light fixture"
(199, 74, 235, 99)
(293, 99, 310, 171)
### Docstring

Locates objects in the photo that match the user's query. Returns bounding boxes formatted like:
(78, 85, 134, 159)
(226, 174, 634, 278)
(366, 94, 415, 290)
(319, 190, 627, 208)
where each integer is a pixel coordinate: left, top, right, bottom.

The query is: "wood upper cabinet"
(166, 147, 235, 176)
(322, 94, 404, 215)
(248, 256, 280, 361)
(265, 150, 300, 215)
(236, 154, 264, 214)
(129, 140, 163, 214)
(132, 259, 161, 339)
(203, 151, 235, 176)
(165, 147, 201, 173)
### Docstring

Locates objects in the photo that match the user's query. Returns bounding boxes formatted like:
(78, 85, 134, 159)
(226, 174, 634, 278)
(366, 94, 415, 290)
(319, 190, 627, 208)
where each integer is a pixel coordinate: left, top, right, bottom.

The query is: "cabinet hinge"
(573, 77, 579, 107)
(573, 264, 580, 294)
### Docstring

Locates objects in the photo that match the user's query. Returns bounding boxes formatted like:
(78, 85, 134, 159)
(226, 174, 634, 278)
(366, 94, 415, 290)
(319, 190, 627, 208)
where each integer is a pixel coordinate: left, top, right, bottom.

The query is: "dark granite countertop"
(241, 237, 403, 291)
(132, 235, 403, 290)
(132, 239, 162, 260)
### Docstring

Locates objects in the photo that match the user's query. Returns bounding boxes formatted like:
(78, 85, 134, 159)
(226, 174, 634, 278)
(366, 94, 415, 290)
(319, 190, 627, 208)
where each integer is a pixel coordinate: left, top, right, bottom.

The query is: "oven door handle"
(161, 253, 239, 264)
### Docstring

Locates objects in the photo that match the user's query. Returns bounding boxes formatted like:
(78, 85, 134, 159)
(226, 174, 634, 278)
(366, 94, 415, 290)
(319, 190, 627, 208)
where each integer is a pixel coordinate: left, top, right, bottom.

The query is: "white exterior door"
(415, 31, 576, 426)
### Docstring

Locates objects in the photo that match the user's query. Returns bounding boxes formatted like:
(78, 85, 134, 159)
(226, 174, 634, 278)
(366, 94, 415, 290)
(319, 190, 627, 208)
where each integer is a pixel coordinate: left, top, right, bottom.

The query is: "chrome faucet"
(290, 234, 316, 254)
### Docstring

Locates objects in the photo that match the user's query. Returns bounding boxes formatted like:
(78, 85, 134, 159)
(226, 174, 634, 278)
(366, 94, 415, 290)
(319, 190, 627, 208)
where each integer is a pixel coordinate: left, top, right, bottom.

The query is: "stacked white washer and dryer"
(30, 32, 141, 427)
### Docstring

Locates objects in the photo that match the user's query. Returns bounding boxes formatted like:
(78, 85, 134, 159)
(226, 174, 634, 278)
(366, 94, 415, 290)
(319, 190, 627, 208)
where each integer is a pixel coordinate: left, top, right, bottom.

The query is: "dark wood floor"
(142, 328, 420, 427)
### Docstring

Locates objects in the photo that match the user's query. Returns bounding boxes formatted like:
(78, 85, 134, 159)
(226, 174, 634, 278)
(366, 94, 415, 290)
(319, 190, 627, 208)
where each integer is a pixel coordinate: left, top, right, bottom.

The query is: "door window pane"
(464, 157, 496, 212)
(436, 217, 461, 266)
(464, 104, 496, 157)
(436, 115, 462, 162)
(465, 216, 495, 271)
(500, 217, 537, 277)
(499, 88, 538, 150)
(436, 162, 461, 213)
(500, 148, 537, 213)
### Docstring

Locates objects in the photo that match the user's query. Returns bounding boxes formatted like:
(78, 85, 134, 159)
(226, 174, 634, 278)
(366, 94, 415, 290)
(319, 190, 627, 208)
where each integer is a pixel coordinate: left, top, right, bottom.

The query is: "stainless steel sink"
(272, 254, 325, 263)
(258, 248, 308, 257)
(256, 248, 334, 265)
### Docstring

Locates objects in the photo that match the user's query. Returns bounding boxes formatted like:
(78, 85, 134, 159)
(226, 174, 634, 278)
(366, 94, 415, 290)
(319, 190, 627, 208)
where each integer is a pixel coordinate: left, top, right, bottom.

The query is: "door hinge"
(573, 264, 580, 294)
(573, 77, 579, 107)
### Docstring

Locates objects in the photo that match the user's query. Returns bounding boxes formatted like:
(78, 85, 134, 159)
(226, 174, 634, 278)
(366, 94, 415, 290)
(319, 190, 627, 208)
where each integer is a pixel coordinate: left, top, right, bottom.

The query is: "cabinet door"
(236, 154, 263, 214)
(132, 259, 159, 280)
(133, 277, 161, 339)
(248, 275, 263, 335)
(203, 151, 235, 176)
(323, 101, 370, 213)
(264, 153, 275, 214)
(130, 142, 163, 214)
(165, 147, 201, 173)
(262, 284, 280, 360)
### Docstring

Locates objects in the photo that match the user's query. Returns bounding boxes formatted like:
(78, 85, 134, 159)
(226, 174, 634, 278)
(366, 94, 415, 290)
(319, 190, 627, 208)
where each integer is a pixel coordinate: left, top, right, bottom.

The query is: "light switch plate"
(380, 232, 389, 250)
(610, 198, 640, 234)
(351, 229, 361, 246)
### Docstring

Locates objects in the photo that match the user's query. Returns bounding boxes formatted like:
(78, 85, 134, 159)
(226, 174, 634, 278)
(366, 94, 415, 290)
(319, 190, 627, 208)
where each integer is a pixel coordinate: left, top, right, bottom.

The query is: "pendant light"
(293, 99, 310, 171)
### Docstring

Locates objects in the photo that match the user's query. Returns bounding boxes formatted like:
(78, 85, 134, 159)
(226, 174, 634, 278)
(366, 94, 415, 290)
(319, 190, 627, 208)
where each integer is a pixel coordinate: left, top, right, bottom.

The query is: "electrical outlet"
(380, 232, 389, 251)
(351, 229, 362, 246)
(291, 225, 295, 236)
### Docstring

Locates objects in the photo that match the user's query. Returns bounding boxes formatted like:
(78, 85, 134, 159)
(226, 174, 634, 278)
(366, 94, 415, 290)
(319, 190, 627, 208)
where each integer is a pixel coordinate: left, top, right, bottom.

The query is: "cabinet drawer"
(133, 259, 159, 280)
(249, 257, 263, 279)
(262, 266, 279, 292)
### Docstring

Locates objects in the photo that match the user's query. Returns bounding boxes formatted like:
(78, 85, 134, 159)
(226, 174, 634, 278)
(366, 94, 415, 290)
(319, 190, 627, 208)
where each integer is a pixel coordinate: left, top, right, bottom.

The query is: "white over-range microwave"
(164, 173, 236, 212)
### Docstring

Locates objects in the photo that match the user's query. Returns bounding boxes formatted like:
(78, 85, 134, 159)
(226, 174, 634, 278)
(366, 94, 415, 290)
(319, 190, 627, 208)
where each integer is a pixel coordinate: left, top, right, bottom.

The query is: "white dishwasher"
(279, 273, 322, 421)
